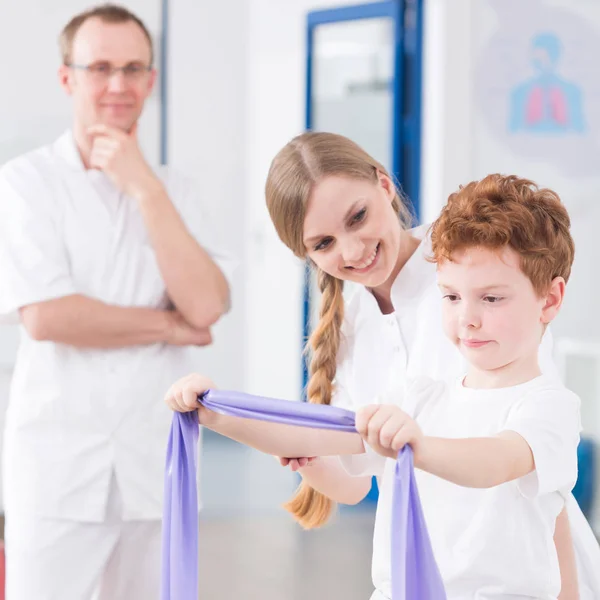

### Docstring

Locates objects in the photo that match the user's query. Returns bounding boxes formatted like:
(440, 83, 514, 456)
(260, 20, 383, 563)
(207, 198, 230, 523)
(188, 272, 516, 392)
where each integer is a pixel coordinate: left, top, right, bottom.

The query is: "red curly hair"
(429, 174, 575, 295)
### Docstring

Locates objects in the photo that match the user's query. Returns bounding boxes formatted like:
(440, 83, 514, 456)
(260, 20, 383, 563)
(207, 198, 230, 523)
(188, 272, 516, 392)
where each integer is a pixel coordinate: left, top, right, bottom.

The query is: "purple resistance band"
(161, 390, 447, 600)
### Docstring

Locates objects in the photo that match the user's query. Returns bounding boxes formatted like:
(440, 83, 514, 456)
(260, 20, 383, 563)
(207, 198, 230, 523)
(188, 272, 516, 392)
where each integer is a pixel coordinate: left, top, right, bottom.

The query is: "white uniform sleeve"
(169, 173, 237, 290)
(505, 387, 581, 498)
(0, 161, 76, 320)
(330, 334, 387, 477)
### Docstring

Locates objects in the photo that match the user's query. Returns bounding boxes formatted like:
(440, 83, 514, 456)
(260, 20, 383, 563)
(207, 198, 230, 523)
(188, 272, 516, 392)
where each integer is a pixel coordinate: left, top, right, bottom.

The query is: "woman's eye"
(443, 294, 459, 302)
(484, 296, 503, 303)
(314, 237, 333, 252)
(351, 208, 367, 224)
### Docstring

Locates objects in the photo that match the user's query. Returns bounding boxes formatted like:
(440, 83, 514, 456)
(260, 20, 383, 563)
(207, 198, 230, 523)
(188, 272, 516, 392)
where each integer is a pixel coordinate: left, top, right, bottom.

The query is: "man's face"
(59, 17, 156, 132)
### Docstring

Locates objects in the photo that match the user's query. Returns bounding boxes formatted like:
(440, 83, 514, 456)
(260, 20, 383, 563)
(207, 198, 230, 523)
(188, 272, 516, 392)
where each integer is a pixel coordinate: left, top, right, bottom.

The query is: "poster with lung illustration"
(508, 31, 585, 134)
(474, 0, 600, 177)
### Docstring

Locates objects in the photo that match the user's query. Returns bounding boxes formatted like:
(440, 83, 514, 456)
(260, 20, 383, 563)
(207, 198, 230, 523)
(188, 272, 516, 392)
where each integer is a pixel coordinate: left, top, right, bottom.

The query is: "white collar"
(354, 224, 436, 315)
(53, 130, 86, 172)
(389, 224, 436, 308)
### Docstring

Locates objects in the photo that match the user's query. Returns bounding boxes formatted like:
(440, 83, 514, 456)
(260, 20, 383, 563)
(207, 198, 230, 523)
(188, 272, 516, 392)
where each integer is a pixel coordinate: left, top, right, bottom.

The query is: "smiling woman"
(266, 132, 414, 312)
(303, 176, 395, 282)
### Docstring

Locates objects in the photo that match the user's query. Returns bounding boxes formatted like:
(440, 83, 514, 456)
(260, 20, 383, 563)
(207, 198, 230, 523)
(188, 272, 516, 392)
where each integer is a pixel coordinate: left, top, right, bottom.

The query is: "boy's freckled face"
(437, 246, 547, 372)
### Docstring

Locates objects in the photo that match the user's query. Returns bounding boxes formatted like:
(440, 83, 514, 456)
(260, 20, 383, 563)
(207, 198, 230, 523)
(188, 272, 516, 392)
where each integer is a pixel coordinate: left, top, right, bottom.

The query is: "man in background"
(0, 4, 233, 598)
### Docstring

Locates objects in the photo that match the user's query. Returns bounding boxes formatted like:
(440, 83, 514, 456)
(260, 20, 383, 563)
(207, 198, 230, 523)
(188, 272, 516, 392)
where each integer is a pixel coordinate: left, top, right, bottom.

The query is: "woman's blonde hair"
(265, 131, 412, 528)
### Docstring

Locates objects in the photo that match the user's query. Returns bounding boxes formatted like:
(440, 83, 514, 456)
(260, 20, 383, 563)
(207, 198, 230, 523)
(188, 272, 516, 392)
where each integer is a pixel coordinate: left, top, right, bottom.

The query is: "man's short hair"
(59, 3, 154, 65)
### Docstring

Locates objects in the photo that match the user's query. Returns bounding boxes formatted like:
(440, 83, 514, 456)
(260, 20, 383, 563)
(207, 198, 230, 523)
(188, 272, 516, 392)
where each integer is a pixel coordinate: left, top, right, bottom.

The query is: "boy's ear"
(541, 277, 566, 324)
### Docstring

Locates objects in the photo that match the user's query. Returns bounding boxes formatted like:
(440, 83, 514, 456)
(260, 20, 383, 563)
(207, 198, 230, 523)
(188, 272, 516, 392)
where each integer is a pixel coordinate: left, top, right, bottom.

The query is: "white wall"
(420, 0, 475, 222)
(167, 0, 249, 392)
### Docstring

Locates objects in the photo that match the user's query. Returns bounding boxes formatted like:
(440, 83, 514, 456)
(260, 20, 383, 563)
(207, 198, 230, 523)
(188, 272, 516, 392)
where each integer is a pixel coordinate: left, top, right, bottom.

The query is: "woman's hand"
(164, 373, 216, 413)
(278, 457, 319, 472)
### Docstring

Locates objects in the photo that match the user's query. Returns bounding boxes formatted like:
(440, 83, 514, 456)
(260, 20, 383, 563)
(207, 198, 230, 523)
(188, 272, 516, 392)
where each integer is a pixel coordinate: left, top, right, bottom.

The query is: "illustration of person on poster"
(509, 32, 585, 134)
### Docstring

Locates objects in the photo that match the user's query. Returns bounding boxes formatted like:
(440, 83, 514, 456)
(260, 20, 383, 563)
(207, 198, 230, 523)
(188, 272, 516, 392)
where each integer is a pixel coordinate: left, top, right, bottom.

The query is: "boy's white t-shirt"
(331, 226, 600, 598)
(356, 375, 581, 600)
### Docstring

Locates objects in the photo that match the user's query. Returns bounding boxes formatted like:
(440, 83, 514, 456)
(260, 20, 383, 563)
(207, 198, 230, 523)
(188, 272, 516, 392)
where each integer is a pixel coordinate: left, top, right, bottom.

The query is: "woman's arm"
(294, 456, 372, 505)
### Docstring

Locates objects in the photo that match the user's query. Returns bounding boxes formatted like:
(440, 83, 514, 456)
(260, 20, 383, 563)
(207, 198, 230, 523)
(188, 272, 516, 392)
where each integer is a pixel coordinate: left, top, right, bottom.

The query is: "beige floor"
(198, 513, 375, 599)
(197, 430, 378, 599)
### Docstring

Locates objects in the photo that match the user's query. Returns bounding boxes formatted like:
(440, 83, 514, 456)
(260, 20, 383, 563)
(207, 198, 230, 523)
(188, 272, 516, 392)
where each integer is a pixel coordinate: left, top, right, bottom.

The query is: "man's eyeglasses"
(67, 61, 152, 83)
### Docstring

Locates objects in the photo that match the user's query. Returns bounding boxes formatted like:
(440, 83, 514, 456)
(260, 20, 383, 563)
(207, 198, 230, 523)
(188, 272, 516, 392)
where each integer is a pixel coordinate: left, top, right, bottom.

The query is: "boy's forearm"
(298, 457, 372, 505)
(416, 433, 534, 488)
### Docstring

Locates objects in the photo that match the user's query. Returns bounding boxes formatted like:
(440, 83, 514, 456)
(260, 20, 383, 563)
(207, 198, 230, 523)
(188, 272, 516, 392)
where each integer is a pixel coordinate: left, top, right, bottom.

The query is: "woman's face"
(302, 173, 402, 289)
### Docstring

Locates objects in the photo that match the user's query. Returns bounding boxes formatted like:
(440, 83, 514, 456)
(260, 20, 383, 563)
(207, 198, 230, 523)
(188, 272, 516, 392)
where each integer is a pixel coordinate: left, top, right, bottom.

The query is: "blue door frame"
(302, 0, 425, 396)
